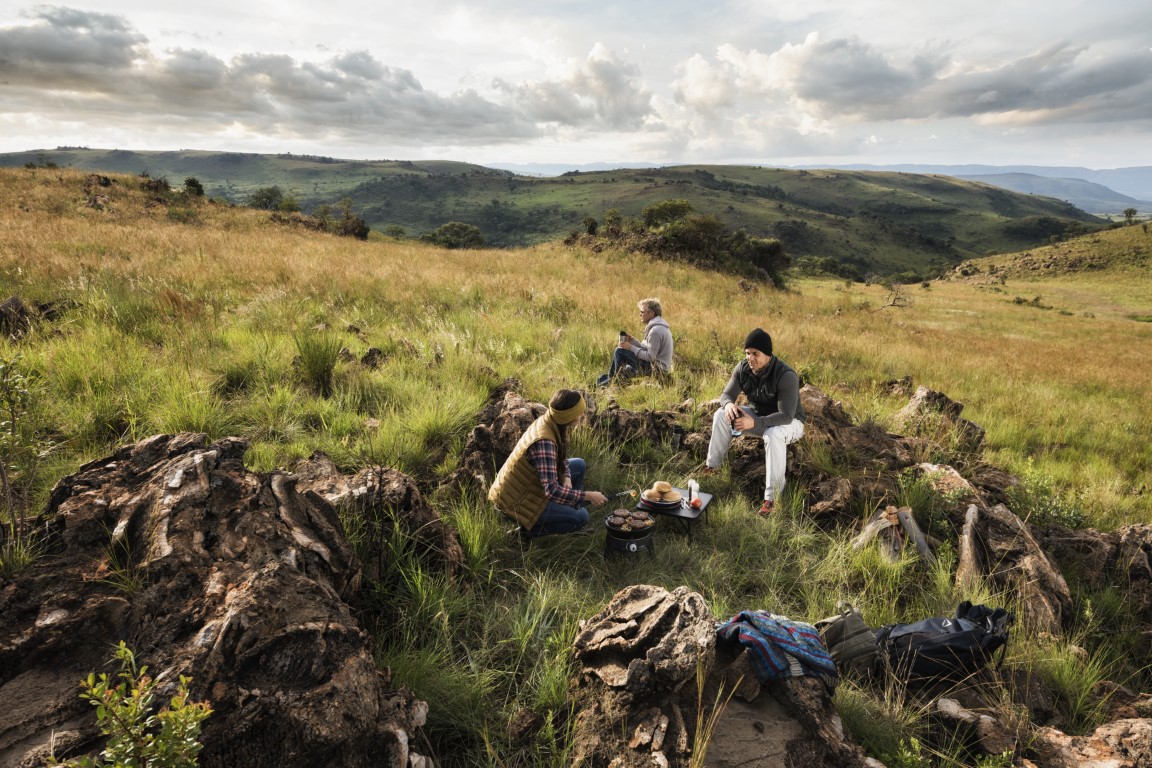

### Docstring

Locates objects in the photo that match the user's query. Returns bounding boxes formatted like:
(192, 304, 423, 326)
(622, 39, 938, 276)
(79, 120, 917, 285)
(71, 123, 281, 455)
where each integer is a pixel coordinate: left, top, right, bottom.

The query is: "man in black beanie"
(701, 328, 805, 516)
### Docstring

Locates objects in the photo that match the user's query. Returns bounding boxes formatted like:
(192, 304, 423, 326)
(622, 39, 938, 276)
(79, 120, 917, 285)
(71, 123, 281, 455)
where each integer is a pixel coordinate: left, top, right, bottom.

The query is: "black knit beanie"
(743, 328, 773, 356)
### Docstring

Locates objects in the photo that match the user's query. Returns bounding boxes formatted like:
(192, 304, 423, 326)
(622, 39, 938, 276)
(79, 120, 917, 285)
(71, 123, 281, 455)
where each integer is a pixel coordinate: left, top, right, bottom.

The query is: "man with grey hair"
(596, 297, 674, 386)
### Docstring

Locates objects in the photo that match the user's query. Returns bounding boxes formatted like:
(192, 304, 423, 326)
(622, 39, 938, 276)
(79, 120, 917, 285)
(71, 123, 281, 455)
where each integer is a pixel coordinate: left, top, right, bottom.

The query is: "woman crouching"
(489, 389, 608, 539)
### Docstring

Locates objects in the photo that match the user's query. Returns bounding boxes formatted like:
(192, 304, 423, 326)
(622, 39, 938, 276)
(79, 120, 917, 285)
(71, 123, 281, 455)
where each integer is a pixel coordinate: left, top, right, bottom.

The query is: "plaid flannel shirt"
(526, 439, 582, 507)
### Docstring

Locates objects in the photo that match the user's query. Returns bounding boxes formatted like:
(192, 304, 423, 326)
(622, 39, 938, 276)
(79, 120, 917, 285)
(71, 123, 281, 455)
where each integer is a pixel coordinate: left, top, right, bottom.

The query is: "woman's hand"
(584, 491, 609, 506)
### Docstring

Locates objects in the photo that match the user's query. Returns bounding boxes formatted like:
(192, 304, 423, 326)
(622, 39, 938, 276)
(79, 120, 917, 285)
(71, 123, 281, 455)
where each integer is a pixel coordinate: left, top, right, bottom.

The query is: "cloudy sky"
(2, 1, 1150, 169)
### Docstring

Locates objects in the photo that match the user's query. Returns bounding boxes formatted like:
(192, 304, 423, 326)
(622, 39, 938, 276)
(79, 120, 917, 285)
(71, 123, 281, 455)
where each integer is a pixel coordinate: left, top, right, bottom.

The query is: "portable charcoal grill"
(603, 512, 655, 557)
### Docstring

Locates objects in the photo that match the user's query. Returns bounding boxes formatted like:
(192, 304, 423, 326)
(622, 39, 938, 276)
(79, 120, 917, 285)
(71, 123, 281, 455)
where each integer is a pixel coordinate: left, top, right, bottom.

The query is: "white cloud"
(1, 1, 1151, 167)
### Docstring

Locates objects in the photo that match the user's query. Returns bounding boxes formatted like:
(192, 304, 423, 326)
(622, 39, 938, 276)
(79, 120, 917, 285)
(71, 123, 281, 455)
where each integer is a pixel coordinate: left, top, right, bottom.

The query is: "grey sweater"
(633, 316, 674, 372)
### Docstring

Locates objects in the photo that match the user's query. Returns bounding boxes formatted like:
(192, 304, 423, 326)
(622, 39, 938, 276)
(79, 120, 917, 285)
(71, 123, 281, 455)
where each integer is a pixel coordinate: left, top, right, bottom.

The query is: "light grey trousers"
(707, 406, 805, 501)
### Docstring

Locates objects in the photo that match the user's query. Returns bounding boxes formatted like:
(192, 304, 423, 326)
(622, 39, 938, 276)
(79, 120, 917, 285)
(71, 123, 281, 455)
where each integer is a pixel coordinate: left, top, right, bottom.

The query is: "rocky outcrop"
(442, 378, 547, 498)
(0, 433, 430, 768)
(1028, 718, 1152, 768)
(293, 451, 465, 580)
(568, 585, 874, 768)
(1037, 524, 1152, 620)
(979, 504, 1073, 633)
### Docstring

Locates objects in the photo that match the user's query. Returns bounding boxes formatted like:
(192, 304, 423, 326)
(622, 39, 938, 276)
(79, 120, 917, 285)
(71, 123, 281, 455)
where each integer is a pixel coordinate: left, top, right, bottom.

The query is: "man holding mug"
(595, 297, 674, 386)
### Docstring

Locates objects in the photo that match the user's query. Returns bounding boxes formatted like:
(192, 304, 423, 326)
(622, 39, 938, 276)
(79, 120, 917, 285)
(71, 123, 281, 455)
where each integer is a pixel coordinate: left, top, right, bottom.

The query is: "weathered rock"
(0, 295, 34, 339)
(981, 504, 1072, 633)
(591, 404, 682, 452)
(1037, 524, 1152, 619)
(569, 585, 872, 768)
(930, 698, 1017, 758)
(572, 584, 714, 697)
(892, 386, 985, 452)
(1029, 717, 1152, 767)
(293, 451, 464, 580)
(441, 378, 546, 498)
(0, 433, 430, 768)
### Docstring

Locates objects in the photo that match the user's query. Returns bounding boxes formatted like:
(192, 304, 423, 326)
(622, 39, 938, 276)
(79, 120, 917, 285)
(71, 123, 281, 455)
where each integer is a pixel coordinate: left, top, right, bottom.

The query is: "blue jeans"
(596, 348, 652, 386)
(525, 457, 591, 538)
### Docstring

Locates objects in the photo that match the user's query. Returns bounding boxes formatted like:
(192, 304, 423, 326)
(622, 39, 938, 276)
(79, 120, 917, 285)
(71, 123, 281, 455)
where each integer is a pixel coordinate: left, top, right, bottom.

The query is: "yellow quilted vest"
(488, 415, 562, 528)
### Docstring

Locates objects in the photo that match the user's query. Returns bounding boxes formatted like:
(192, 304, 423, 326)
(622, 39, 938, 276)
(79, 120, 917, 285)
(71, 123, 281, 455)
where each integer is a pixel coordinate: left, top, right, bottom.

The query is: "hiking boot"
(620, 364, 635, 379)
(699, 465, 719, 477)
(757, 499, 775, 517)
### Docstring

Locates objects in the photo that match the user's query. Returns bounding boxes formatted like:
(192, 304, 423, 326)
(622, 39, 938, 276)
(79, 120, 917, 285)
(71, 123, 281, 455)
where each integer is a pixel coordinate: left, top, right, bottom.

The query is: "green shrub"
(50, 641, 211, 768)
(1007, 459, 1085, 528)
(420, 221, 486, 249)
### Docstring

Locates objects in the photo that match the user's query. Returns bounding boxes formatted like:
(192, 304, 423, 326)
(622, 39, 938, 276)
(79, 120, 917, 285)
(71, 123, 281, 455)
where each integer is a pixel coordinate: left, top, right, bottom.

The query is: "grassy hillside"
(2, 166, 1150, 765)
(1, 148, 1107, 278)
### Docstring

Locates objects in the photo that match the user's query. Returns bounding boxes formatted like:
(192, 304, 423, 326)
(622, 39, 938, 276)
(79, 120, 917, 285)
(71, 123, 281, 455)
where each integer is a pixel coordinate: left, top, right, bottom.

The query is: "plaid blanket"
(716, 610, 838, 689)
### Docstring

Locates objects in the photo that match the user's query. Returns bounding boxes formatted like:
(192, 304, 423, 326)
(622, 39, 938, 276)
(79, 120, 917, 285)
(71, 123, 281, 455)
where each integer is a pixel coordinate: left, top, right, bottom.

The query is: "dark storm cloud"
(0, 6, 539, 145)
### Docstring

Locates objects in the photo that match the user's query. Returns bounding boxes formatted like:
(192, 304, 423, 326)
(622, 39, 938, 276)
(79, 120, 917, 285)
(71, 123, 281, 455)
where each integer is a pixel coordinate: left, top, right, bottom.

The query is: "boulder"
(441, 378, 546, 497)
(0, 433, 430, 768)
(568, 585, 872, 768)
(1029, 718, 1152, 767)
(293, 451, 464, 580)
(980, 504, 1072, 633)
(892, 386, 985, 453)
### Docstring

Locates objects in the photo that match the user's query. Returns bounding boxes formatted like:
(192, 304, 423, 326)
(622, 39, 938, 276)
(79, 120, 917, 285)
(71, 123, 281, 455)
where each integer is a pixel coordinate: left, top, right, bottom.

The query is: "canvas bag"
(874, 601, 1013, 681)
(815, 603, 878, 676)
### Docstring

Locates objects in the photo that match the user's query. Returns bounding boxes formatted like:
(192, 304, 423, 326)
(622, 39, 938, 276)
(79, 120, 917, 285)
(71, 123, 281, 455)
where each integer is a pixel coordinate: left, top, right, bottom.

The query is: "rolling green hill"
(1, 148, 1107, 277)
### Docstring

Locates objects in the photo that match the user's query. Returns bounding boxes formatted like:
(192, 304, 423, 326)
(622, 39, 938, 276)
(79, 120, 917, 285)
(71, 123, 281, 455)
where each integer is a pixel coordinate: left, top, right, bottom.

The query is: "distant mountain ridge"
(953, 173, 1148, 215)
(801, 163, 1152, 210)
(480, 161, 1152, 215)
(0, 148, 1110, 278)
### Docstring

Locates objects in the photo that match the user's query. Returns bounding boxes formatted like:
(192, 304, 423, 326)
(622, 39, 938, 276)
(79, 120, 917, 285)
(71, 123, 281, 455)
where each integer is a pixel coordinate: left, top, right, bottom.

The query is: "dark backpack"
(874, 601, 1013, 681)
(815, 603, 878, 676)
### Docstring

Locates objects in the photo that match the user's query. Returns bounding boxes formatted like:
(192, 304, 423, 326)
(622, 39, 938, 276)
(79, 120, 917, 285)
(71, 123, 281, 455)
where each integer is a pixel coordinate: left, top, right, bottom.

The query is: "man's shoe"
(699, 466, 719, 477)
(757, 499, 775, 517)
(620, 364, 635, 379)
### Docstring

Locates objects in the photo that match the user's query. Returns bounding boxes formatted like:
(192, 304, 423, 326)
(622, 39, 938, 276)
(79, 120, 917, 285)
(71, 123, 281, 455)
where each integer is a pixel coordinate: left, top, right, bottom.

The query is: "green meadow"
(2, 167, 1150, 766)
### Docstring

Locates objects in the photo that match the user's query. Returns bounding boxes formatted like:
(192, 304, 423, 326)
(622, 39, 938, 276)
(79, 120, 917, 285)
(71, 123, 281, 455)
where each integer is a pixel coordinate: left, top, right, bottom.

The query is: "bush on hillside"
(420, 221, 486, 249)
(573, 200, 791, 286)
(247, 185, 300, 213)
(183, 177, 205, 197)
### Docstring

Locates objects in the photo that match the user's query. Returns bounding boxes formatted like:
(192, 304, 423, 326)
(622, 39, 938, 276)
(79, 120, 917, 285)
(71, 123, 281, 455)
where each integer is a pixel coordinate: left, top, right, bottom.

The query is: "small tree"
(421, 221, 486, 249)
(1123, 208, 1138, 225)
(603, 208, 623, 236)
(643, 199, 694, 229)
(246, 186, 285, 210)
(182, 177, 205, 197)
(276, 194, 301, 214)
